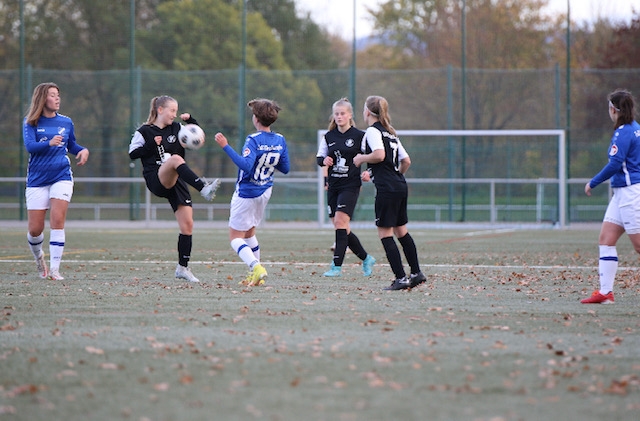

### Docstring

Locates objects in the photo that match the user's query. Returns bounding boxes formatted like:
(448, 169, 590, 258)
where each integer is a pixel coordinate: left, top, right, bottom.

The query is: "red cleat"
(581, 290, 614, 304)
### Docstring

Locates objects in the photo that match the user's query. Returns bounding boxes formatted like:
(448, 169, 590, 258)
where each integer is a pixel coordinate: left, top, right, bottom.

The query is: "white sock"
(49, 229, 65, 272)
(245, 235, 260, 260)
(27, 233, 45, 259)
(231, 238, 259, 269)
(598, 245, 617, 294)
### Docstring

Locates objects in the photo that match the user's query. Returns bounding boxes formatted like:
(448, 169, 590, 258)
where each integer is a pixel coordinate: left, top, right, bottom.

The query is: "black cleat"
(409, 271, 426, 288)
(383, 276, 411, 291)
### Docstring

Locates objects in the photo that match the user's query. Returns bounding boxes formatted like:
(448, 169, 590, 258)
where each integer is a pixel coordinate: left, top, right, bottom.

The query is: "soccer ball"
(178, 124, 205, 150)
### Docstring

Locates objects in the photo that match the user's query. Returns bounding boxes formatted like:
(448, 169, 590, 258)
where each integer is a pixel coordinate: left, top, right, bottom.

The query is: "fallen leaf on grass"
(0, 406, 17, 414)
(99, 363, 119, 370)
(85, 346, 104, 355)
(153, 382, 170, 391)
(605, 379, 629, 395)
(5, 384, 38, 398)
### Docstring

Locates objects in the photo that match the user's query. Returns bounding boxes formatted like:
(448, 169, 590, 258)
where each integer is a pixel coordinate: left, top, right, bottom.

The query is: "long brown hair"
(609, 89, 636, 128)
(25, 82, 59, 127)
(365, 95, 396, 136)
(145, 95, 176, 124)
(327, 97, 355, 131)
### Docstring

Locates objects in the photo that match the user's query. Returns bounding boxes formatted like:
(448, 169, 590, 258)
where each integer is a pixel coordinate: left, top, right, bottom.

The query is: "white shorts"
(603, 184, 640, 234)
(228, 187, 272, 232)
(26, 180, 74, 210)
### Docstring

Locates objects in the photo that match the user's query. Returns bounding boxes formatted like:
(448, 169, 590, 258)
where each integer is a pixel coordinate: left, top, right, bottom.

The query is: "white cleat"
(200, 178, 221, 201)
(175, 264, 200, 283)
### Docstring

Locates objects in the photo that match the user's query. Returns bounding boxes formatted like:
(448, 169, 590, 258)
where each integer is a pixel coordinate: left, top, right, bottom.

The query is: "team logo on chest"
(345, 138, 354, 148)
(167, 134, 177, 143)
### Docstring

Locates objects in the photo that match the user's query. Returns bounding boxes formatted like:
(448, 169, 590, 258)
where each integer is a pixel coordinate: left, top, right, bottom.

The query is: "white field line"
(2, 258, 637, 271)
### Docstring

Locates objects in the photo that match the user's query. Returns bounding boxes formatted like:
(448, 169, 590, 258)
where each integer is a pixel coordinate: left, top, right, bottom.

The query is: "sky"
(296, 0, 640, 39)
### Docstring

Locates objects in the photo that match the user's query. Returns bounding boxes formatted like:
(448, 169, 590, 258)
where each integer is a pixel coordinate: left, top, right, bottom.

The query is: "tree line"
(0, 0, 638, 187)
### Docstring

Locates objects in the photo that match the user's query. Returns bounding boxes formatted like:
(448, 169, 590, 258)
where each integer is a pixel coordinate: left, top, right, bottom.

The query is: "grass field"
(1, 222, 639, 421)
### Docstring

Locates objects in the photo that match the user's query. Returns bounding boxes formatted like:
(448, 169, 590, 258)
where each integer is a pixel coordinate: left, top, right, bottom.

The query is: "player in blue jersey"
(23, 82, 90, 281)
(128, 95, 220, 283)
(214, 98, 290, 286)
(354, 95, 426, 291)
(317, 98, 376, 277)
(582, 89, 640, 304)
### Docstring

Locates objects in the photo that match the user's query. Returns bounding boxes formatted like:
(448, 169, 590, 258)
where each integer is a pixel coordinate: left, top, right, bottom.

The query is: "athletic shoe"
(323, 263, 342, 277)
(240, 264, 267, 286)
(200, 178, 221, 201)
(48, 270, 64, 281)
(580, 290, 614, 304)
(175, 264, 200, 283)
(35, 250, 48, 279)
(362, 255, 376, 277)
(384, 276, 411, 291)
(409, 271, 427, 288)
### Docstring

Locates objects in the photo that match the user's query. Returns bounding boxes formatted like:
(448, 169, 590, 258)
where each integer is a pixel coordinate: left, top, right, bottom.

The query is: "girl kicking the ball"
(128, 95, 220, 283)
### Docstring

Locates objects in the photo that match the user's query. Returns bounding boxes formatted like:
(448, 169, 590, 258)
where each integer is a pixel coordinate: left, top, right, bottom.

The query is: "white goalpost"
(317, 129, 567, 228)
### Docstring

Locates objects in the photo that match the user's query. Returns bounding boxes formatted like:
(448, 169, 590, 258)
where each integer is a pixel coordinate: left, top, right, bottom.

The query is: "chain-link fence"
(1, 67, 637, 223)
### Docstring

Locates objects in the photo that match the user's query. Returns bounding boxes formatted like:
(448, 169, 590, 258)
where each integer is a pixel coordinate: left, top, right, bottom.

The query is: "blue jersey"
(222, 131, 290, 198)
(23, 113, 85, 187)
(590, 121, 640, 188)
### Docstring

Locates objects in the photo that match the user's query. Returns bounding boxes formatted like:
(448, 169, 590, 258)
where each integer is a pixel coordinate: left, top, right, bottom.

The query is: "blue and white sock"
(27, 232, 45, 259)
(598, 245, 617, 294)
(231, 238, 259, 269)
(244, 235, 260, 261)
(49, 229, 65, 272)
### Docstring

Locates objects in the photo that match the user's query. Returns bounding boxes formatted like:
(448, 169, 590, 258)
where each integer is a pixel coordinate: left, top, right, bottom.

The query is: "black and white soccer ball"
(178, 124, 205, 150)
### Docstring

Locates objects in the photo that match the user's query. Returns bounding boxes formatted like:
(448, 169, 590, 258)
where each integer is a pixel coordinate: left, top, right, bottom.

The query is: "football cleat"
(200, 178, 221, 201)
(48, 270, 64, 281)
(323, 263, 342, 277)
(175, 264, 200, 283)
(580, 290, 614, 304)
(409, 271, 427, 288)
(240, 264, 267, 286)
(384, 276, 411, 291)
(362, 255, 376, 277)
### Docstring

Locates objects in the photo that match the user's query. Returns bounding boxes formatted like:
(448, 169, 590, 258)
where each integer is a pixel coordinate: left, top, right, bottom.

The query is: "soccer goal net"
(317, 129, 567, 228)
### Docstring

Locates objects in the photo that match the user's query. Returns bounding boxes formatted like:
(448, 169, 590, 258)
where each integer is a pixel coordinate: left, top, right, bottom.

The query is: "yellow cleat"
(240, 263, 267, 286)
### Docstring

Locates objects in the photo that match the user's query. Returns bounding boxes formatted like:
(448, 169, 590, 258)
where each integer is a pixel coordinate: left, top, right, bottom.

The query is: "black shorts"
(327, 187, 360, 218)
(145, 173, 192, 212)
(375, 190, 408, 227)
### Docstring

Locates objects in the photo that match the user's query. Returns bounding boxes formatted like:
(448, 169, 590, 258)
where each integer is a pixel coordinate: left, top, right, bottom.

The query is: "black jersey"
(128, 117, 197, 179)
(364, 122, 407, 194)
(318, 126, 365, 190)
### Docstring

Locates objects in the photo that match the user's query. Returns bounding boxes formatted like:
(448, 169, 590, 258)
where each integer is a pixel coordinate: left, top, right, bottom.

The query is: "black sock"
(176, 163, 205, 191)
(333, 229, 348, 266)
(381, 236, 405, 279)
(178, 234, 192, 267)
(347, 232, 368, 261)
(398, 233, 420, 274)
